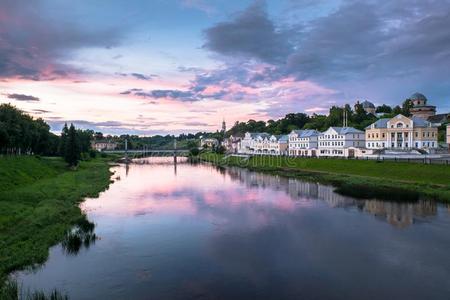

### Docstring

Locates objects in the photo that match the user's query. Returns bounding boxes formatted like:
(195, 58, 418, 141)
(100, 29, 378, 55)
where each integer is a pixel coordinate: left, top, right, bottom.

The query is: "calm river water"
(14, 158, 450, 299)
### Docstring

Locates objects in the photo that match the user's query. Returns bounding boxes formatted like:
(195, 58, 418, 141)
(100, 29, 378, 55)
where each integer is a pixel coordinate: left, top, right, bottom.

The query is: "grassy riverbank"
(199, 153, 450, 202)
(0, 155, 116, 287)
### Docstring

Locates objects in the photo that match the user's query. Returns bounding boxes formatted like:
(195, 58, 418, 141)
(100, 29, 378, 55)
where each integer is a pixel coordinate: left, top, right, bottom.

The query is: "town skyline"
(1, 0, 450, 136)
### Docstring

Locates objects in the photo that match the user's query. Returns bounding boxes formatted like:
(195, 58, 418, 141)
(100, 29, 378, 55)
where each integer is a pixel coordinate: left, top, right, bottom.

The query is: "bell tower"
(221, 118, 226, 133)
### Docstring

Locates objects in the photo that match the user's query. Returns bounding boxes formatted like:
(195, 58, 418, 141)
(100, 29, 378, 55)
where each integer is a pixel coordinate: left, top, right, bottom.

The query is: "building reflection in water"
(224, 166, 437, 229)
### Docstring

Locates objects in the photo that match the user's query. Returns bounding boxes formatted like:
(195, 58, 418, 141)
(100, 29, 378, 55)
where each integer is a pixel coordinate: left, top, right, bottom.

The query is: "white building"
(288, 129, 321, 157)
(200, 138, 219, 148)
(239, 132, 288, 155)
(222, 135, 242, 153)
(91, 140, 117, 151)
(318, 127, 365, 157)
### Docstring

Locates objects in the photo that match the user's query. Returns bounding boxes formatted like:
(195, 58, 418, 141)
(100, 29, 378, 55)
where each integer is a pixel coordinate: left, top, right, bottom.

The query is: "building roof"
(329, 127, 364, 134)
(411, 116, 432, 127)
(409, 92, 434, 108)
(410, 92, 428, 102)
(361, 100, 375, 109)
(291, 129, 321, 138)
(278, 135, 289, 142)
(366, 118, 389, 129)
(93, 139, 117, 144)
(366, 115, 435, 129)
(246, 132, 271, 139)
(427, 113, 449, 124)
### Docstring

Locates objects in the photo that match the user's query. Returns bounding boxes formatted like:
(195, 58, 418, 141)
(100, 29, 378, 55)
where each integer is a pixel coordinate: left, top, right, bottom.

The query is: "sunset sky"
(1, 0, 449, 135)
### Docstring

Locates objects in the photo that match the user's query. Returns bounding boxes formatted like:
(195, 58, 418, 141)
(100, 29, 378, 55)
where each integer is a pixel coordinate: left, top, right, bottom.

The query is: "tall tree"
(59, 123, 69, 156)
(65, 124, 80, 167)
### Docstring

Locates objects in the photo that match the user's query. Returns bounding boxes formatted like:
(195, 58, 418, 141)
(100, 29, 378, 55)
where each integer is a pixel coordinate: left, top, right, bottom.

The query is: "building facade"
(318, 127, 365, 157)
(200, 138, 219, 148)
(288, 129, 321, 157)
(365, 114, 438, 150)
(239, 132, 288, 155)
(222, 135, 242, 153)
(91, 140, 117, 151)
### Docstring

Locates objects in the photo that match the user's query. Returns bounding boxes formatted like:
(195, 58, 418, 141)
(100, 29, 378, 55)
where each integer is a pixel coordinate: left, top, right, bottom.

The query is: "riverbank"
(0, 155, 116, 287)
(198, 153, 450, 202)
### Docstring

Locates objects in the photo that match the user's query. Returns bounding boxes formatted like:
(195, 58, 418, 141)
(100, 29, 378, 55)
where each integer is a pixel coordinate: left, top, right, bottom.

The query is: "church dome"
(361, 100, 375, 109)
(410, 93, 428, 102)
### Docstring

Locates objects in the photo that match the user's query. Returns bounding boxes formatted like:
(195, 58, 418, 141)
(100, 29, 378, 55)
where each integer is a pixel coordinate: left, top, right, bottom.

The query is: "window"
(415, 132, 418, 138)
(382, 133, 385, 138)
(415, 142, 418, 148)
(396, 123, 403, 128)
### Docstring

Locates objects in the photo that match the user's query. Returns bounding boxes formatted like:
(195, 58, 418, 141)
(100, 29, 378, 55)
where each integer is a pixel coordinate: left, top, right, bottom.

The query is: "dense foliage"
(0, 104, 95, 166)
(0, 104, 59, 155)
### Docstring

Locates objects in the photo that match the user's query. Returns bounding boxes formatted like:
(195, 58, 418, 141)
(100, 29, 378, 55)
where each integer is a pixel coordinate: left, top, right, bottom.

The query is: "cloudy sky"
(1, 0, 449, 135)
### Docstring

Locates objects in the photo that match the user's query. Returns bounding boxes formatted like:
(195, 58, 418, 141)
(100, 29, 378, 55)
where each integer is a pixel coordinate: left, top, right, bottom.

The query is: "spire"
(222, 118, 226, 133)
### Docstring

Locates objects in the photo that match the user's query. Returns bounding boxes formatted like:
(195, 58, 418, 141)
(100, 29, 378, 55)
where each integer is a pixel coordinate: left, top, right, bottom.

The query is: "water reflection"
(224, 166, 437, 229)
(15, 159, 450, 300)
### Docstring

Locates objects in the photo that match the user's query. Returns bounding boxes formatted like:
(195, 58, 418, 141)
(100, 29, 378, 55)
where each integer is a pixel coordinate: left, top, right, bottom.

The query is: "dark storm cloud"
(203, 0, 292, 64)
(0, 0, 123, 80)
(203, 0, 450, 85)
(284, 0, 450, 81)
(5, 93, 40, 101)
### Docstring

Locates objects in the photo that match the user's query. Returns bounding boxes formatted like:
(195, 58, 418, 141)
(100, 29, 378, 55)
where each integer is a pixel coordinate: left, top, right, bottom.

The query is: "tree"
(392, 105, 402, 115)
(0, 104, 59, 155)
(189, 148, 200, 156)
(376, 104, 392, 114)
(59, 123, 69, 156)
(77, 129, 94, 153)
(401, 99, 413, 116)
(65, 124, 80, 167)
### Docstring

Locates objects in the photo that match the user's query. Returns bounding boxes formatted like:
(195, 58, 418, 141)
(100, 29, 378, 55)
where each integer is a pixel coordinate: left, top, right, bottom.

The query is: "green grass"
(1, 278, 68, 300)
(0, 156, 114, 286)
(199, 153, 450, 202)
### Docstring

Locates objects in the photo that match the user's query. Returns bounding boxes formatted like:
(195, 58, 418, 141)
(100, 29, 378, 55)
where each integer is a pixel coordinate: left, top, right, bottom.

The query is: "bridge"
(103, 149, 190, 155)
(102, 139, 191, 164)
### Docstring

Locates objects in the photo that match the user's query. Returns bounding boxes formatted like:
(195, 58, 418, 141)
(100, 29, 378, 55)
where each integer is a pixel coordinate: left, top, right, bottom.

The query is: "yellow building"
(365, 114, 438, 150)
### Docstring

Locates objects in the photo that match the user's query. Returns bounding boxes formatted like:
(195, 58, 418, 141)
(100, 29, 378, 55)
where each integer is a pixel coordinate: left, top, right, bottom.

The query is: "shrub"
(89, 149, 97, 158)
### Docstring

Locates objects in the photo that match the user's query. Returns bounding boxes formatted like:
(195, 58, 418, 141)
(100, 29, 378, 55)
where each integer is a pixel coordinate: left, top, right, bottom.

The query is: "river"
(13, 157, 450, 299)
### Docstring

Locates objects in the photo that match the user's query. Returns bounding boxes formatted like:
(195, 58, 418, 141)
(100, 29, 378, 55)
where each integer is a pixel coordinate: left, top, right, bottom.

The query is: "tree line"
(0, 104, 94, 166)
(0, 104, 59, 155)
